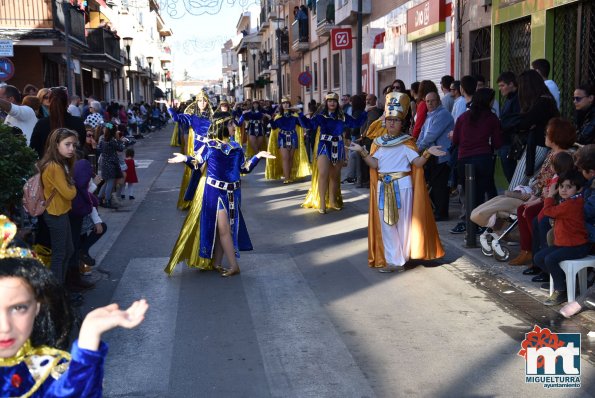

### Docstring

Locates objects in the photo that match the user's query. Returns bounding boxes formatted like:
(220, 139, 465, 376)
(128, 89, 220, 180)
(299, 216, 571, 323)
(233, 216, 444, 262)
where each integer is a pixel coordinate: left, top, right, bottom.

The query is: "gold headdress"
(219, 96, 229, 106)
(281, 96, 291, 104)
(195, 89, 210, 102)
(384, 92, 410, 120)
(0, 215, 37, 260)
(325, 92, 339, 101)
(184, 89, 214, 118)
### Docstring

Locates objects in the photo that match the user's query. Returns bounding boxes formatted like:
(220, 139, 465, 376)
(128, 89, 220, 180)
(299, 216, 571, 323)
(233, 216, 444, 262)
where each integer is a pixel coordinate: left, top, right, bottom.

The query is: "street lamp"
(249, 47, 258, 99)
(123, 37, 133, 104)
(146, 56, 153, 102)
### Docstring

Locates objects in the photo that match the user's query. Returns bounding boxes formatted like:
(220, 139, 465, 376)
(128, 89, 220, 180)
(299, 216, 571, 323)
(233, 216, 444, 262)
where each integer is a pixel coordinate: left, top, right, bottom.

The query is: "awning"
(154, 87, 166, 98)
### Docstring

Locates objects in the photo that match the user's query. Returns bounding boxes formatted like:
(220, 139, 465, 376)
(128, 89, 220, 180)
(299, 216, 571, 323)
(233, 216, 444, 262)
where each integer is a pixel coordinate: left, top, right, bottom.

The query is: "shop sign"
(406, 0, 446, 42)
(0, 40, 13, 57)
(331, 28, 353, 51)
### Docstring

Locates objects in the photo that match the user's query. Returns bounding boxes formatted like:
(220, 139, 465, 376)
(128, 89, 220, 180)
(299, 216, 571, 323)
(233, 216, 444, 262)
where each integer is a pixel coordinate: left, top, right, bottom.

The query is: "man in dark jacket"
(497, 71, 521, 183)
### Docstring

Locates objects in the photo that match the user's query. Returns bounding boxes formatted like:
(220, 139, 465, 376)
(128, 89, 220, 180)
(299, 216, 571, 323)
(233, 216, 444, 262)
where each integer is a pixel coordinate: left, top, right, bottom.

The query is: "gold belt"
(378, 171, 411, 226)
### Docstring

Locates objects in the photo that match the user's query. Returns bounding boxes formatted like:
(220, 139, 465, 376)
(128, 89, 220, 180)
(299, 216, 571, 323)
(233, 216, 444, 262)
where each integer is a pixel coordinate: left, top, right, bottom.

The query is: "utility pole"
(276, 1, 283, 102)
(62, 1, 73, 94)
(356, 0, 363, 95)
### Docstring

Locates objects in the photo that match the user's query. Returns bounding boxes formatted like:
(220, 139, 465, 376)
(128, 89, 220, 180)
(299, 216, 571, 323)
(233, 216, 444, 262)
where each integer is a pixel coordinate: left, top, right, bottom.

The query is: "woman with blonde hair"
(36, 87, 50, 117)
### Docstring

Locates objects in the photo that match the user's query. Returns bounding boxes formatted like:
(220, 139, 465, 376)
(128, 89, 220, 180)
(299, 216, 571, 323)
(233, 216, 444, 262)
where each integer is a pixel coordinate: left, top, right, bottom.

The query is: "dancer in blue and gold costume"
(265, 97, 311, 183)
(165, 121, 274, 276)
(170, 90, 214, 210)
(0, 215, 148, 398)
(238, 100, 269, 158)
(299, 92, 367, 213)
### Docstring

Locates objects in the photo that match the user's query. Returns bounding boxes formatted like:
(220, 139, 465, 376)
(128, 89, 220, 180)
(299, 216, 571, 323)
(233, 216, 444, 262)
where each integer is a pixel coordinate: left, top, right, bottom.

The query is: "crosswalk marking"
(102, 258, 180, 397)
(241, 253, 377, 398)
(135, 159, 154, 169)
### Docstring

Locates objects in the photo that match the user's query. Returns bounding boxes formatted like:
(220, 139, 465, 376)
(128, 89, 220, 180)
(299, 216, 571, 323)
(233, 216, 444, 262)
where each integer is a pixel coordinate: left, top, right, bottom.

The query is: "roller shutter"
(416, 35, 447, 89)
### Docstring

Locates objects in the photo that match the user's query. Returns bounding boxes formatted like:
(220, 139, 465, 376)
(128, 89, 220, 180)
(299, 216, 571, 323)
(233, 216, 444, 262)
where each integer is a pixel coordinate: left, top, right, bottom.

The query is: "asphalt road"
(82, 124, 595, 397)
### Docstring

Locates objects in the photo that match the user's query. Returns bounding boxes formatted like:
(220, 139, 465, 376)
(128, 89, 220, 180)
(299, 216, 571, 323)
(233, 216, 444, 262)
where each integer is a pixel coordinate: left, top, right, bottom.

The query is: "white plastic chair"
(549, 255, 595, 302)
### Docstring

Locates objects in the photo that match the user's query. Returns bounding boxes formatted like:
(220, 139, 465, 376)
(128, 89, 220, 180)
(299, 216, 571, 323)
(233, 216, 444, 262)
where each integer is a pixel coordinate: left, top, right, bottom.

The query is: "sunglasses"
(573, 96, 585, 102)
(86, 134, 94, 137)
(392, 86, 402, 90)
(50, 86, 67, 91)
(43, 95, 50, 99)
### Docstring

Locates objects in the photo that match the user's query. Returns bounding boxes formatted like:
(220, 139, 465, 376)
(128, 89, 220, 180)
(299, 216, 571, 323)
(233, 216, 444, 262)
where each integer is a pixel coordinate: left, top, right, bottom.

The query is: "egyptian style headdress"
(384, 92, 410, 120)
(184, 89, 214, 118)
(0, 215, 37, 260)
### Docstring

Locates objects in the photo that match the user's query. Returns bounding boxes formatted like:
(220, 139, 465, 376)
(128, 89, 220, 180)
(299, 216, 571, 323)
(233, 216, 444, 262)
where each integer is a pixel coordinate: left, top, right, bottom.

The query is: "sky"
(159, 0, 260, 81)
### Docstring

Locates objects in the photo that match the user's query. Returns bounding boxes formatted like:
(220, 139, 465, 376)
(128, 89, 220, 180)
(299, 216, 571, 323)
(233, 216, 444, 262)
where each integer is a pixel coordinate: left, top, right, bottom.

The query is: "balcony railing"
(0, 0, 53, 29)
(334, 0, 371, 26)
(315, 0, 334, 37)
(86, 28, 120, 60)
(291, 20, 309, 52)
(54, 2, 86, 44)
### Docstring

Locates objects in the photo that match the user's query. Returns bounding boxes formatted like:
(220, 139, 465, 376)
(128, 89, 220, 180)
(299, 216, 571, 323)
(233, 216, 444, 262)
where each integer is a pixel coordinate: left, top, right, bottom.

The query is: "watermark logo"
(518, 325, 581, 388)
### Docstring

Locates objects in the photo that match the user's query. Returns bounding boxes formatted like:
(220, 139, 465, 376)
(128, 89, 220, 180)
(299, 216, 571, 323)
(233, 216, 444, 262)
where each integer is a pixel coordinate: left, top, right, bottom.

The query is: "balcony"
(0, 0, 53, 29)
(315, 0, 334, 37)
(53, 2, 86, 45)
(291, 20, 309, 52)
(334, 0, 371, 26)
(81, 28, 123, 69)
(259, 7, 270, 33)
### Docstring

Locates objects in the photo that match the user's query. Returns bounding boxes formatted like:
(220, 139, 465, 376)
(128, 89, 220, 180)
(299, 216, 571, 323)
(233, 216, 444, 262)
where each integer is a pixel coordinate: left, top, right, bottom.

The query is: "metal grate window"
(470, 27, 491, 85)
(499, 18, 531, 77)
(579, 1, 595, 86)
(554, 5, 578, 119)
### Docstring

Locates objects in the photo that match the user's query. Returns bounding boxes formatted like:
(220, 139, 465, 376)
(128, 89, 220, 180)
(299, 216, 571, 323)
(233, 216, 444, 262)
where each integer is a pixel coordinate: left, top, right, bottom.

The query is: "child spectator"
(121, 148, 138, 200)
(559, 144, 595, 317)
(39, 128, 78, 285)
(0, 218, 148, 397)
(534, 170, 590, 306)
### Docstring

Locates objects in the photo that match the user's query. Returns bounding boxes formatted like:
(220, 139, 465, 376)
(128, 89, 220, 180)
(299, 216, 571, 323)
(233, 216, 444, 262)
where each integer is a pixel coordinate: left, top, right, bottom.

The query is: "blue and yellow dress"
(298, 110, 367, 210)
(165, 139, 262, 274)
(171, 109, 212, 210)
(0, 340, 107, 397)
(238, 110, 268, 158)
(265, 112, 311, 180)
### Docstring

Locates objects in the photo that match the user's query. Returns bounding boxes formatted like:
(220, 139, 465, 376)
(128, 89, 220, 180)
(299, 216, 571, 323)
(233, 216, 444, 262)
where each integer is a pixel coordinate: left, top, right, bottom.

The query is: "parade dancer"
(0, 215, 148, 397)
(169, 90, 213, 210)
(238, 100, 269, 158)
(265, 96, 311, 183)
(211, 97, 237, 142)
(165, 121, 275, 276)
(299, 92, 367, 213)
(349, 92, 445, 271)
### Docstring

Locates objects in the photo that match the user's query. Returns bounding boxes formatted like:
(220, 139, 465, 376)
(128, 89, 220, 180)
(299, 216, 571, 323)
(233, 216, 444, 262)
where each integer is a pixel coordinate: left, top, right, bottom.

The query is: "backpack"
(22, 171, 56, 217)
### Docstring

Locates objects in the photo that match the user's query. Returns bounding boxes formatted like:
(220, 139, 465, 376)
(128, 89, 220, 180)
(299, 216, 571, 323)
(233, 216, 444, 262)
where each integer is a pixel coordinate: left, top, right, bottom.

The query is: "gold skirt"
(165, 174, 214, 275)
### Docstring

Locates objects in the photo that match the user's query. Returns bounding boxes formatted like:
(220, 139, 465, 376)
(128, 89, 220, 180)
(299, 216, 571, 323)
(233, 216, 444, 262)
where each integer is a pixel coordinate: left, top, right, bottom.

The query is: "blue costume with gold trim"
(165, 139, 261, 274)
(238, 111, 266, 136)
(0, 340, 107, 397)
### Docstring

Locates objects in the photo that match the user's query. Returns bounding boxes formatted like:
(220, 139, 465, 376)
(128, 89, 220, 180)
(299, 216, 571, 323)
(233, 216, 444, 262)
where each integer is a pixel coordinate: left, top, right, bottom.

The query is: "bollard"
(87, 154, 97, 174)
(464, 163, 477, 247)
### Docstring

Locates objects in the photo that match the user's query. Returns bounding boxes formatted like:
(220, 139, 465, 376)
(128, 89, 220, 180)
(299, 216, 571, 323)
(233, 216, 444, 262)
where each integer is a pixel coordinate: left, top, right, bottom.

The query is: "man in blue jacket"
(417, 91, 455, 221)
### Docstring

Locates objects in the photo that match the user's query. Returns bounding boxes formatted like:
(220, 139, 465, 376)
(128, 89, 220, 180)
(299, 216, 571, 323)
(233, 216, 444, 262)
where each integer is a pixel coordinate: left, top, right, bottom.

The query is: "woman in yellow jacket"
(39, 128, 78, 284)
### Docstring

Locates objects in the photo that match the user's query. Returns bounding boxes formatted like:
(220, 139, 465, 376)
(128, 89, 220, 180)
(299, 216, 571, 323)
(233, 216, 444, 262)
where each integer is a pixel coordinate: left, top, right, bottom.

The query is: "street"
(82, 125, 595, 398)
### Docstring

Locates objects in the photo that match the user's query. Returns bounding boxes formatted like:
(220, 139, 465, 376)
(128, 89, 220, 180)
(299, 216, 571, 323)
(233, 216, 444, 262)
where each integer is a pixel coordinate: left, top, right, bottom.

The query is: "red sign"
(406, 0, 446, 41)
(331, 28, 352, 51)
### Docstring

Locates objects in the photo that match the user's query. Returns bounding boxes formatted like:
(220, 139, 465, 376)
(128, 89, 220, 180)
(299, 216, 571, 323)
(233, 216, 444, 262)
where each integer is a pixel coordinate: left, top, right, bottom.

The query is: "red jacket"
(412, 100, 428, 139)
(543, 196, 588, 246)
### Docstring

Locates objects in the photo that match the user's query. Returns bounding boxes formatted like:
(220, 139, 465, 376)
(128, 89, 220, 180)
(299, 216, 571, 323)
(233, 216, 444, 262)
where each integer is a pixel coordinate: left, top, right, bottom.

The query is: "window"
(322, 58, 328, 90)
(332, 53, 340, 87)
(313, 61, 318, 91)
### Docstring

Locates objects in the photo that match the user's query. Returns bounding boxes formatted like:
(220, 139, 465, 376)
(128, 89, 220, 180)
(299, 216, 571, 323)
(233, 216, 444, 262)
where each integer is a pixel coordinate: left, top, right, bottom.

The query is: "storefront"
(407, 0, 452, 88)
(492, 0, 595, 118)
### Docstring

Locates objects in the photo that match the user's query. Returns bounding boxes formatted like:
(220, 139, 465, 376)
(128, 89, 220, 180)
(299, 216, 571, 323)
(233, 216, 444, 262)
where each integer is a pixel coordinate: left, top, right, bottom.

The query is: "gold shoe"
(329, 205, 342, 211)
(318, 208, 327, 214)
(213, 265, 225, 274)
(221, 268, 241, 277)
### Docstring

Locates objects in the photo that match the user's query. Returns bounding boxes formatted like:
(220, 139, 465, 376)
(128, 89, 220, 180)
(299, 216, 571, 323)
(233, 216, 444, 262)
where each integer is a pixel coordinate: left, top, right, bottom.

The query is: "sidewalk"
(338, 177, 595, 335)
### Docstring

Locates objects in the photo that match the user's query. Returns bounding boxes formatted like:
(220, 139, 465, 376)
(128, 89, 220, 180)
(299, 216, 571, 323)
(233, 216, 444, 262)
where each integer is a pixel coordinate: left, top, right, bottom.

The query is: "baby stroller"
(479, 211, 518, 261)
(471, 189, 528, 262)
